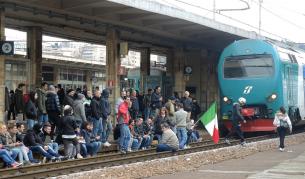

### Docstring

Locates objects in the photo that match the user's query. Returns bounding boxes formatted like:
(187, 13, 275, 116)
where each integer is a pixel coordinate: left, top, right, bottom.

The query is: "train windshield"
(223, 54, 274, 78)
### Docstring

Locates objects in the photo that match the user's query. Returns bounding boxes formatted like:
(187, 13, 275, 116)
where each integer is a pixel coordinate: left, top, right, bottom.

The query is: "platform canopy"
(1, 0, 262, 51)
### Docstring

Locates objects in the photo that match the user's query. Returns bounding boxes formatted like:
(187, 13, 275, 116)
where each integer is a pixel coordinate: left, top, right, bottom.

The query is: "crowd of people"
(0, 82, 202, 168)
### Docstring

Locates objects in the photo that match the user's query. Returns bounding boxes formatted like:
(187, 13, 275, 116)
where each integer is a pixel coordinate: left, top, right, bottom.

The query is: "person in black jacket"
(130, 89, 139, 120)
(100, 89, 112, 147)
(181, 91, 192, 120)
(61, 105, 82, 159)
(57, 84, 65, 107)
(63, 89, 75, 108)
(15, 83, 25, 115)
(90, 90, 103, 141)
(46, 85, 61, 136)
(23, 123, 60, 162)
(151, 86, 163, 118)
(225, 97, 247, 146)
(8, 90, 16, 121)
(25, 91, 38, 130)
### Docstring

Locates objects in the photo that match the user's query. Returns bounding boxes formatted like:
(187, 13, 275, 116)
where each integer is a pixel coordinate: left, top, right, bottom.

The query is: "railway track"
(0, 134, 278, 179)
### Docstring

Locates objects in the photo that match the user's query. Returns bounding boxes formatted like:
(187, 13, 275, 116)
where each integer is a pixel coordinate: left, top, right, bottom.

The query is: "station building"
(0, 0, 262, 122)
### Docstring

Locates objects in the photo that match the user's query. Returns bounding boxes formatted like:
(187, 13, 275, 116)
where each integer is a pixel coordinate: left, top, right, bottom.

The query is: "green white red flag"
(199, 102, 219, 144)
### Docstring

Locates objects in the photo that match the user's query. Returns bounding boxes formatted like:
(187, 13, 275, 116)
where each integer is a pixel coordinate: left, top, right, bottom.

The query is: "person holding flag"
(199, 102, 219, 144)
(224, 97, 247, 146)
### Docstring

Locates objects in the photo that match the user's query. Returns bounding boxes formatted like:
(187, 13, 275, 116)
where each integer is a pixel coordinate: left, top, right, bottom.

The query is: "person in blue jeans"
(39, 123, 59, 154)
(23, 123, 60, 162)
(175, 103, 188, 149)
(25, 91, 38, 130)
(37, 82, 49, 125)
(91, 90, 103, 141)
(0, 146, 21, 168)
(117, 96, 132, 154)
(100, 89, 112, 147)
(81, 122, 102, 157)
(156, 122, 179, 152)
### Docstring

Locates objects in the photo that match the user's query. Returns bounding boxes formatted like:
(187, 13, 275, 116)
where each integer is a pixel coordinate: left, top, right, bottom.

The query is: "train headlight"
(268, 93, 277, 102)
(223, 96, 231, 104)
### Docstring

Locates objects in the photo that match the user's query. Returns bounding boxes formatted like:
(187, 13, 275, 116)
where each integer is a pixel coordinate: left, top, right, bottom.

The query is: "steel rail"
(0, 135, 277, 179)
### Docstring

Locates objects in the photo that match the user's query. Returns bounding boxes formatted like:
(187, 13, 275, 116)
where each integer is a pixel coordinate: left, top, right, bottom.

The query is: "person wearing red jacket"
(117, 96, 132, 154)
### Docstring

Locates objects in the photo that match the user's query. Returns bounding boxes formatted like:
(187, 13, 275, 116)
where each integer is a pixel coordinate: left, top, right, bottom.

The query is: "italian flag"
(200, 102, 219, 144)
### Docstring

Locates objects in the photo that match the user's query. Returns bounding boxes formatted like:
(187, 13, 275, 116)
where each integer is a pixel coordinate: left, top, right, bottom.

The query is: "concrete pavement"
(148, 142, 305, 179)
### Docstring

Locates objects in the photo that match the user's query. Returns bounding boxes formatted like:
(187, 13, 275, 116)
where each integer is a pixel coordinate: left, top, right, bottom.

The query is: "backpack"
(280, 119, 289, 128)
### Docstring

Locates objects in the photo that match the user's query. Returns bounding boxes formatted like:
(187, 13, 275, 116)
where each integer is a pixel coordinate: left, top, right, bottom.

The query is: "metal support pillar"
(140, 48, 150, 92)
(0, 10, 5, 123)
(173, 48, 186, 98)
(27, 27, 42, 89)
(106, 28, 120, 121)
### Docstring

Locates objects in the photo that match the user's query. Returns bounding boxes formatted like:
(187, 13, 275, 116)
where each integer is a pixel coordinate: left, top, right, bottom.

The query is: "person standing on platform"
(46, 85, 61, 135)
(151, 86, 163, 118)
(8, 90, 16, 121)
(91, 90, 103, 141)
(225, 97, 247, 146)
(100, 89, 112, 147)
(15, 83, 25, 120)
(37, 82, 49, 125)
(25, 91, 38, 130)
(117, 96, 132, 154)
(63, 89, 75, 109)
(175, 103, 188, 149)
(181, 91, 192, 120)
(143, 89, 152, 121)
(273, 107, 292, 152)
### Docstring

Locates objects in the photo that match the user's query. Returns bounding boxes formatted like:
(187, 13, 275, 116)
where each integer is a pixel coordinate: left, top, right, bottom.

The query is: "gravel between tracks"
(52, 133, 305, 179)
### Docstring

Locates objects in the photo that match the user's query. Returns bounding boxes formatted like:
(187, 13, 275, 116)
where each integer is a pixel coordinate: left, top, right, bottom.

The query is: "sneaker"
(24, 161, 33, 166)
(279, 148, 285, 152)
(77, 153, 83, 159)
(241, 141, 246, 146)
(11, 162, 22, 168)
(184, 145, 191, 149)
(42, 157, 47, 164)
(103, 141, 112, 147)
(225, 139, 231, 145)
(120, 150, 127, 154)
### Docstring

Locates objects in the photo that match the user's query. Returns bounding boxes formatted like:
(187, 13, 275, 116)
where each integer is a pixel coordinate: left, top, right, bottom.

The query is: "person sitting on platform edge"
(156, 122, 179, 152)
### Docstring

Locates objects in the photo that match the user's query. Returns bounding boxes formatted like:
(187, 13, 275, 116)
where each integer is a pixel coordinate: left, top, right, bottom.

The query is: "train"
(217, 39, 305, 132)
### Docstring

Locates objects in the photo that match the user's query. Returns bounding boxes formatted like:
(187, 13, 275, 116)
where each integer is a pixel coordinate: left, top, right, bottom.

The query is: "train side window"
(278, 51, 290, 62)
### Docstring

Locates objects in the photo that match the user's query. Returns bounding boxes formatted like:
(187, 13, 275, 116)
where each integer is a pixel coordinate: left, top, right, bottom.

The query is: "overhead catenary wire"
(172, 0, 287, 40)
(250, 0, 305, 30)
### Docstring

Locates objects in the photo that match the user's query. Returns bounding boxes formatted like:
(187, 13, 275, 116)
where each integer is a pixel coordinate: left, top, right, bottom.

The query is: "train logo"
(243, 86, 253, 94)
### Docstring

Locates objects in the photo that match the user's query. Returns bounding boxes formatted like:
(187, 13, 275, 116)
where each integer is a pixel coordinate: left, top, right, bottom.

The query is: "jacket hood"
(102, 89, 110, 98)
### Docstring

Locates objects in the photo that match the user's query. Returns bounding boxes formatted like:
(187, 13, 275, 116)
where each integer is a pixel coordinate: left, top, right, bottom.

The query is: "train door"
(284, 65, 293, 105)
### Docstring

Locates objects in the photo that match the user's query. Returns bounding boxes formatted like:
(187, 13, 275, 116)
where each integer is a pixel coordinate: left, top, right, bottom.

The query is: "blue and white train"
(218, 39, 305, 132)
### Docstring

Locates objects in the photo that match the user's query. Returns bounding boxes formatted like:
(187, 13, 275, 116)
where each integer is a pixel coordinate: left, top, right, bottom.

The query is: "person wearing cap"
(63, 89, 75, 108)
(225, 97, 247, 146)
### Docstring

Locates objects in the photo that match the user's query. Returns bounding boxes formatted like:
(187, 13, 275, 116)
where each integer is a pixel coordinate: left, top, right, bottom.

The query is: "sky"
(157, 0, 305, 43)
(5, 0, 305, 43)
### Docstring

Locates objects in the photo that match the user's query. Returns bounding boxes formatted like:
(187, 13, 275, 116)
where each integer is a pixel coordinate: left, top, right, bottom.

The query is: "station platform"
(148, 142, 305, 179)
